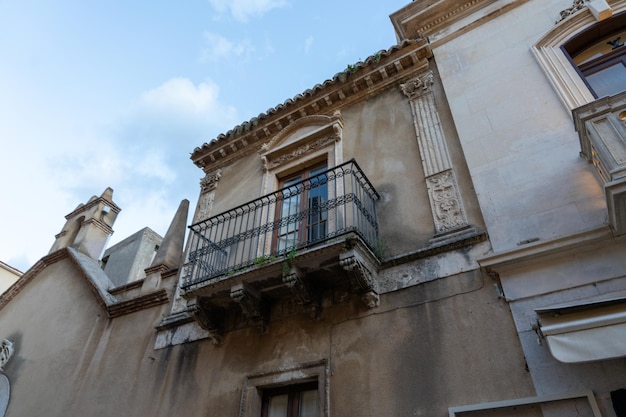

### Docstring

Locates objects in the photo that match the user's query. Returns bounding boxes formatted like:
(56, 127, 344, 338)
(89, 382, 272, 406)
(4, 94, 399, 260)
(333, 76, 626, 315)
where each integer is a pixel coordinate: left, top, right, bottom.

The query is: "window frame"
(561, 11, 626, 99)
(274, 162, 329, 255)
(261, 381, 319, 417)
(239, 360, 329, 417)
(532, 3, 626, 110)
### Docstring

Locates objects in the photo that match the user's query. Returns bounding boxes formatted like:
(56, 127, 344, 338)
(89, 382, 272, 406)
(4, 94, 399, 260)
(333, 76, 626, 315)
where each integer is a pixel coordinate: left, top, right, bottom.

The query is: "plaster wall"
(432, 0, 606, 253)
(0, 260, 533, 417)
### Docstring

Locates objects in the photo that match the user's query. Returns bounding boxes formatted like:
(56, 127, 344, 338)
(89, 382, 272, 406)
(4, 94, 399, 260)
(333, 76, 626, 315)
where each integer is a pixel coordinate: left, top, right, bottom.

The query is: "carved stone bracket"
(339, 250, 379, 308)
(231, 283, 267, 326)
(186, 299, 222, 345)
(282, 264, 312, 305)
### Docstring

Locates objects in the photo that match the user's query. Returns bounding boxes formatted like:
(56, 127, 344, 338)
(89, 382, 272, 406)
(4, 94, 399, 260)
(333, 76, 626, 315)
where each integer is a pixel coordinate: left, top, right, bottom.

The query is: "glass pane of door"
(277, 176, 301, 253)
(307, 166, 327, 244)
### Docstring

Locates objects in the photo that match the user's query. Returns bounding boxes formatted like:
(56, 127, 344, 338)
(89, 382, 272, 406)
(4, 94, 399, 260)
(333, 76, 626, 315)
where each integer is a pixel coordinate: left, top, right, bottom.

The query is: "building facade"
(1, 1, 625, 416)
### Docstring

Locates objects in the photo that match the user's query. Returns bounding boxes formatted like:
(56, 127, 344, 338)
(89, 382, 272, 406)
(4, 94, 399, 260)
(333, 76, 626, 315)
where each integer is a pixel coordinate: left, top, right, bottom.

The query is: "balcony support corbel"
(186, 299, 223, 345)
(282, 264, 312, 304)
(282, 264, 320, 319)
(231, 283, 267, 327)
(340, 249, 380, 308)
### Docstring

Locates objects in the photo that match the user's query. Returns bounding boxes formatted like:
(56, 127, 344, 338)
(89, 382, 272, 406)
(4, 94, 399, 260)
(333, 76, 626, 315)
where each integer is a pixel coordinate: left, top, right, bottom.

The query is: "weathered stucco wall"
(0, 259, 533, 417)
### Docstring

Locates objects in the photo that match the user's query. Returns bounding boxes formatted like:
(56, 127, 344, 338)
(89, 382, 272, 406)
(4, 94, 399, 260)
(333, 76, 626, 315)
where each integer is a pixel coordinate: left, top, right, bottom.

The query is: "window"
(532, 5, 626, 109)
(239, 360, 328, 417)
(563, 12, 626, 98)
(261, 381, 318, 417)
(275, 163, 328, 254)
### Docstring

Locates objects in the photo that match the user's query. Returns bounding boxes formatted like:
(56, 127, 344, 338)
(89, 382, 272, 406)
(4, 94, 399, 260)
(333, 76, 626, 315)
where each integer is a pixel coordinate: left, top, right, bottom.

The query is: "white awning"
(537, 293, 626, 363)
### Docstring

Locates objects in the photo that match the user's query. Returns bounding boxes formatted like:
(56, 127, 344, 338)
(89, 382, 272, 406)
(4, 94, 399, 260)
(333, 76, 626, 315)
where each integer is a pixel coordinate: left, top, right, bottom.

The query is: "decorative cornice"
(107, 289, 169, 318)
(478, 226, 615, 272)
(0, 247, 170, 318)
(390, 0, 498, 40)
(190, 39, 431, 172)
(390, 0, 527, 47)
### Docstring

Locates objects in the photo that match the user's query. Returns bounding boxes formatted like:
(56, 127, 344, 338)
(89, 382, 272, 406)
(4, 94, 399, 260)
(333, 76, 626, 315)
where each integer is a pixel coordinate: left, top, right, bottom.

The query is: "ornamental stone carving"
(0, 340, 13, 371)
(282, 264, 313, 305)
(231, 283, 266, 326)
(400, 71, 434, 100)
(556, 0, 586, 23)
(200, 169, 222, 193)
(187, 300, 222, 345)
(339, 253, 379, 308)
(262, 135, 337, 170)
(426, 170, 468, 232)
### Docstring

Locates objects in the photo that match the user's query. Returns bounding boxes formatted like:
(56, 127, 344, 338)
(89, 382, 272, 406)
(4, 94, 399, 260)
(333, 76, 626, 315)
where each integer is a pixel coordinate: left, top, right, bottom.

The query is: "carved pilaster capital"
(282, 264, 312, 305)
(200, 169, 222, 194)
(400, 71, 434, 100)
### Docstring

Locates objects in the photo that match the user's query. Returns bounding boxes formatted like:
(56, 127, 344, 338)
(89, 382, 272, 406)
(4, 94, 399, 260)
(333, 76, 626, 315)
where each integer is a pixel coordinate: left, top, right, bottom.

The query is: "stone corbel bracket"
(339, 248, 380, 308)
(186, 299, 223, 345)
(282, 264, 320, 319)
(282, 264, 312, 304)
(231, 283, 268, 329)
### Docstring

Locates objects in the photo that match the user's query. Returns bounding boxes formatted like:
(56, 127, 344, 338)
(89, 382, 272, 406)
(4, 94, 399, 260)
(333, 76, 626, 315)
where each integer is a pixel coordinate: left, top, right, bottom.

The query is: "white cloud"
(140, 77, 237, 125)
(304, 35, 314, 55)
(208, 0, 288, 22)
(200, 32, 255, 62)
(0, 77, 237, 272)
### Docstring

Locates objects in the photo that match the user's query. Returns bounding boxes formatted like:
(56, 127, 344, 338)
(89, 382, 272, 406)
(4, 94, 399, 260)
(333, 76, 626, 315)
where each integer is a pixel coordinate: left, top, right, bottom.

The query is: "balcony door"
(275, 163, 328, 254)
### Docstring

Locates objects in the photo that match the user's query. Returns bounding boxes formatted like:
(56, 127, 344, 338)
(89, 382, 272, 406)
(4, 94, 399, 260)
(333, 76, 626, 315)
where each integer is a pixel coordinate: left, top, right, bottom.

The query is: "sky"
(0, 0, 410, 273)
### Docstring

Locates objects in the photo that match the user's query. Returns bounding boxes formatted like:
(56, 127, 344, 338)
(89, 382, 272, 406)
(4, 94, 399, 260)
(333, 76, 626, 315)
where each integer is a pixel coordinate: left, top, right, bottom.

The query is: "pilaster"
(401, 71, 473, 241)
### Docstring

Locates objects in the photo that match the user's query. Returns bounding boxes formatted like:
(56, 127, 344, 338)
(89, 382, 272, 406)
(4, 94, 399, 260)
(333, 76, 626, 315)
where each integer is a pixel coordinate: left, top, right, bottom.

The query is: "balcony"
(181, 160, 381, 341)
(573, 91, 626, 235)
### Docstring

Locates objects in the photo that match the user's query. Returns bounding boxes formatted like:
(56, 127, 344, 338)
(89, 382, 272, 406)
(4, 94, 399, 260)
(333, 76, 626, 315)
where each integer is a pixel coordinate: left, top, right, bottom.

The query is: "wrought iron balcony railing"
(183, 159, 380, 290)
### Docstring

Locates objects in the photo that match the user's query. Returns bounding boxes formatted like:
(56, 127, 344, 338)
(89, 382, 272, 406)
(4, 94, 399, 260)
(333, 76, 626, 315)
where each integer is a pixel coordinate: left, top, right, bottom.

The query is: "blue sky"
(0, 0, 410, 272)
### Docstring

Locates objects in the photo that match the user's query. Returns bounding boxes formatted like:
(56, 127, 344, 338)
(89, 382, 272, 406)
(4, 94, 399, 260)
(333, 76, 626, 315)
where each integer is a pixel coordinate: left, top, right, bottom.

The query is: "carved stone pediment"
(260, 113, 343, 171)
